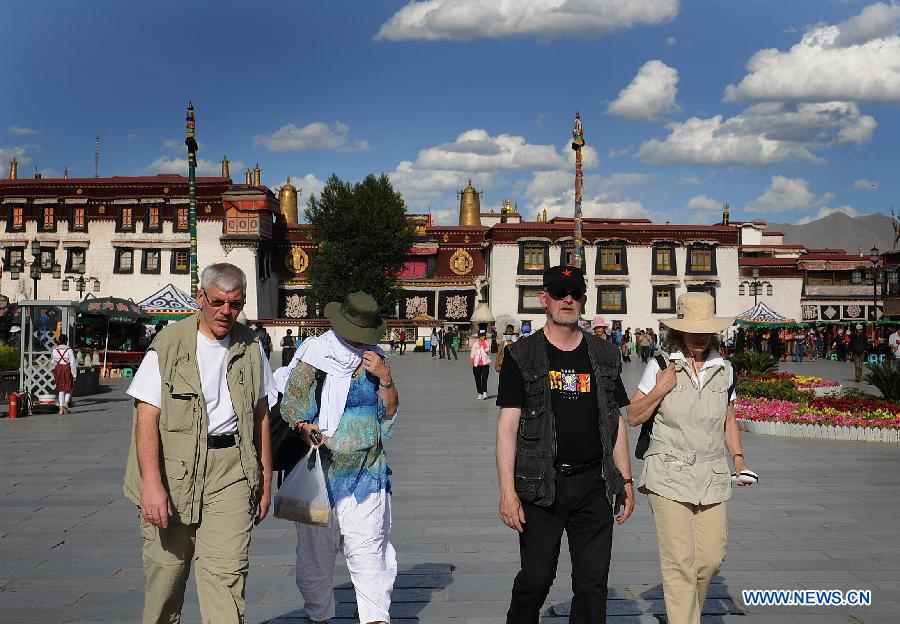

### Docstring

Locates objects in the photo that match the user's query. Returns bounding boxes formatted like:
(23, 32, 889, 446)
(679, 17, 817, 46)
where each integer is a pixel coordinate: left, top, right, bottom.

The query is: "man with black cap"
(496, 264, 635, 623)
(849, 323, 869, 382)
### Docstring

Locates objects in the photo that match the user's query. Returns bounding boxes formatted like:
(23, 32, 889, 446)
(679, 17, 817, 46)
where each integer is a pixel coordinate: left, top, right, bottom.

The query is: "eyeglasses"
(203, 293, 245, 310)
(548, 287, 584, 301)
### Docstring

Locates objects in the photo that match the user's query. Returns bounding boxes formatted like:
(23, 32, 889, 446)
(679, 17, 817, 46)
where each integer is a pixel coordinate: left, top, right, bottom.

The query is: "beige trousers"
(140, 446, 254, 624)
(647, 493, 727, 624)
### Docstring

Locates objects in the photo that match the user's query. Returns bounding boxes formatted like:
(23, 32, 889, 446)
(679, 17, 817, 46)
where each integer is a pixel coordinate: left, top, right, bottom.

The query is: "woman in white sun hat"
(625, 291, 755, 624)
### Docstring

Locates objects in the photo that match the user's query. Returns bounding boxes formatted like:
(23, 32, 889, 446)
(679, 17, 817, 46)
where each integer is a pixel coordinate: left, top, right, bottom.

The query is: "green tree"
(305, 173, 414, 315)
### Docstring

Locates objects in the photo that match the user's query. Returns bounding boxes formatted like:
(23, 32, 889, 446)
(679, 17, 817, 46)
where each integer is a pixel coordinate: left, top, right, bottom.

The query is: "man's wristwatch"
(379, 379, 395, 389)
(623, 478, 634, 485)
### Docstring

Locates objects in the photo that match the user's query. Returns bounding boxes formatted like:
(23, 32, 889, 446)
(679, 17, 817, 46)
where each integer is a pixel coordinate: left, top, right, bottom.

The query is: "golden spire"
(253, 163, 261, 187)
(245, 168, 252, 185)
(457, 178, 482, 226)
(9, 157, 17, 180)
(221, 155, 230, 179)
(279, 176, 299, 224)
(63, 166, 68, 179)
(722, 202, 730, 226)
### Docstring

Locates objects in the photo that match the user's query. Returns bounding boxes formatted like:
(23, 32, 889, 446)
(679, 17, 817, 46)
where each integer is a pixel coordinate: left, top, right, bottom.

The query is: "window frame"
(38, 204, 57, 232)
(143, 205, 163, 233)
(652, 285, 676, 314)
(686, 243, 717, 275)
(39, 248, 55, 273)
(69, 205, 88, 233)
(142, 248, 162, 274)
(652, 243, 677, 276)
(4, 246, 25, 272)
(595, 241, 628, 275)
(6, 205, 26, 232)
(114, 247, 135, 274)
(518, 241, 550, 274)
(174, 205, 189, 232)
(596, 285, 627, 314)
(170, 248, 190, 274)
(116, 205, 136, 233)
(518, 285, 545, 313)
(65, 248, 86, 274)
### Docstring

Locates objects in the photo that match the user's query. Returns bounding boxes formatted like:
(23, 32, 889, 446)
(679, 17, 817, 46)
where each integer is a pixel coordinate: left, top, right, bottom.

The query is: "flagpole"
(571, 112, 585, 269)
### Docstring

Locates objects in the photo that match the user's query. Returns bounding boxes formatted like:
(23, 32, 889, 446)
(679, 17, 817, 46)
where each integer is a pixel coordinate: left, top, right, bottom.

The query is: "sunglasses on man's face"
(548, 287, 584, 301)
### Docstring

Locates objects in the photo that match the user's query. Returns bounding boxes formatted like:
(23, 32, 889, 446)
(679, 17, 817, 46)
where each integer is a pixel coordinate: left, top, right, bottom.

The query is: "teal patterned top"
(280, 361, 394, 505)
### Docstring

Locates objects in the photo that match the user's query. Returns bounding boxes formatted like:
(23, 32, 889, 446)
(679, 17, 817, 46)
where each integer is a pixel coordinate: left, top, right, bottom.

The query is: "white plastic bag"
(274, 448, 331, 526)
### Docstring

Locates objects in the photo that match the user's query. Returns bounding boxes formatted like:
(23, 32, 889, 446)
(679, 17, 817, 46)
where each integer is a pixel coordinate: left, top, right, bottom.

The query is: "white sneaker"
(480, 393, 488, 400)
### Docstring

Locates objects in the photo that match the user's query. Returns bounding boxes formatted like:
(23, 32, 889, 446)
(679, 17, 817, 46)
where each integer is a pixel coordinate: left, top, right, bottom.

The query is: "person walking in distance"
(281, 329, 297, 367)
(52, 333, 77, 414)
(398, 328, 407, 355)
(849, 324, 869, 382)
(123, 263, 274, 624)
(470, 329, 491, 399)
(496, 265, 635, 624)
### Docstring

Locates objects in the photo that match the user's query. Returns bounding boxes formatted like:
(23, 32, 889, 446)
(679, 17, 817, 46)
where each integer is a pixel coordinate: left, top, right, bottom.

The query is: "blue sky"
(2, 0, 899, 226)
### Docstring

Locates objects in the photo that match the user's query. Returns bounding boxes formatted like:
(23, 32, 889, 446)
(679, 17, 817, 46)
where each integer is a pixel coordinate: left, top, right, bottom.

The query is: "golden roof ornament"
(457, 178, 482, 226)
(279, 176, 299, 224)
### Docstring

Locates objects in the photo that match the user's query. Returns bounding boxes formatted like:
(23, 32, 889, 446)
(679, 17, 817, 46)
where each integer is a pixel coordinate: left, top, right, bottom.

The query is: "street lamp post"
(740, 266, 772, 307)
(10, 240, 60, 299)
(870, 246, 880, 325)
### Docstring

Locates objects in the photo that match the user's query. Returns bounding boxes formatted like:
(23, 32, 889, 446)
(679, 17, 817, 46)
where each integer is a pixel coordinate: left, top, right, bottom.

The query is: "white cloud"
(637, 101, 874, 165)
(417, 129, 568, 172)
(609, 60, 680, 121)
(607, 146, 631, 158)
(678, 175, 703, 185)
(853, 178, 879, 191)
(746, 176, 817, 213)
(145, 156, 245, 178)
(666, 36, 677, 46)
(254, 122, 369, 153)
(375, 0, 678, 41)
(0, 144, 33, 167)
(388, 159, 494, 212)
(795, 205, 860, 224)
(687, 195, 721, 212)
(725, 3, 900, 103)
(524, 171, 655, 222)
(9, 126, 39, 136)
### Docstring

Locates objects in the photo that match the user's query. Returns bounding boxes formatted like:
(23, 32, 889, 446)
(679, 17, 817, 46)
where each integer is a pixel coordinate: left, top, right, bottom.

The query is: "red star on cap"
(562, 268, 572, 276)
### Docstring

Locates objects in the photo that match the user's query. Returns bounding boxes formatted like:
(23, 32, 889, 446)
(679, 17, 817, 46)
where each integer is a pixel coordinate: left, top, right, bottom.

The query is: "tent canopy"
(138, 284, 199, 321)
(736, 301, 795, 326)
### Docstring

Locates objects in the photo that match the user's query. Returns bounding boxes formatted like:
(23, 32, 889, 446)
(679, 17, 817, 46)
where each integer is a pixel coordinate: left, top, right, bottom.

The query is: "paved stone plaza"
(2, 353, 900, 623)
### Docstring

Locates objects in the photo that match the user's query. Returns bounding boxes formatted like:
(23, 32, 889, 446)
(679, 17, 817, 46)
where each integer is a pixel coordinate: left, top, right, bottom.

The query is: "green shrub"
(841, 386, 882, 401)
(728, 351, 778, 376)
(863, 363, 900, 403)
(0, 346, 20, 371)
(736, 378, 810, 402)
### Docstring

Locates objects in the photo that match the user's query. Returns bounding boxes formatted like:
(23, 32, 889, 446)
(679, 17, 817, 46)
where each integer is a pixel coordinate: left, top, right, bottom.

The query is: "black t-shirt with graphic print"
(497, 336, 630, 464)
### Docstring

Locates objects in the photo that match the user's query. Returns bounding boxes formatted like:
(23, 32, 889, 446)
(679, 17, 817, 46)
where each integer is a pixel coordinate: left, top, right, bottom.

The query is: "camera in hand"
(309, 429, 323, 445)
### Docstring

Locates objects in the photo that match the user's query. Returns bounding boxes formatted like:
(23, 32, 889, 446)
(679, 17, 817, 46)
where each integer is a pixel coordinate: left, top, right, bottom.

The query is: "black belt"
(208, 434, 236, 449)
(554, 457, 602, 476)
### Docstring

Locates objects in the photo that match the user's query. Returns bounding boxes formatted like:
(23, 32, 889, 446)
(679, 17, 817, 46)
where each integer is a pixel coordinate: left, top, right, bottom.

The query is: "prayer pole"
(185, 102, 199, 297)
(571, 112, 585, 269)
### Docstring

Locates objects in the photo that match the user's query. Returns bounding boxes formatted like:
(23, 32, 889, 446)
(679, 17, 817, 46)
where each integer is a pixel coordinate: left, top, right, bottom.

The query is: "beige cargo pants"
(139, 446, 254, 624)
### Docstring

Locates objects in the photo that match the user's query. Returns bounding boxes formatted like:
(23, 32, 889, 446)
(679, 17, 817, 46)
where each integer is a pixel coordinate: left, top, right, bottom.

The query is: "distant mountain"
(766, 212, 896, 254)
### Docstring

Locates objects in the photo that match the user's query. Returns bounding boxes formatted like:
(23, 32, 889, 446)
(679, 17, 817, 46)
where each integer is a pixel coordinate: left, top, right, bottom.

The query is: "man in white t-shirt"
(889, 329, 900, 363)
(123, 263, 274, 624)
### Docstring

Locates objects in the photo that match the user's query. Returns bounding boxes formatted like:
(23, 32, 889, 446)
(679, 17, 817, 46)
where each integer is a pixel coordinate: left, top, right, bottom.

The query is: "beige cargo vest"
(637, 354, 733, 505)
(123, 316, 262, 524)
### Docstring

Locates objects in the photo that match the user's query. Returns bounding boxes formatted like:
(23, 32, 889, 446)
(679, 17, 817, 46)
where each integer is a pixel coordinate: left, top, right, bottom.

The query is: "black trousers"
(639, 346, 650, 363)
(472, 364, 489, 394)
(507, 465, 614, 624)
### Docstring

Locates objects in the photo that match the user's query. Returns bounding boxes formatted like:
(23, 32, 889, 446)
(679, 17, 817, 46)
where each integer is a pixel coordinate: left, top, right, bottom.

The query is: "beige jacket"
(123, 316, 262, 524)
(637, 356, 733, 505)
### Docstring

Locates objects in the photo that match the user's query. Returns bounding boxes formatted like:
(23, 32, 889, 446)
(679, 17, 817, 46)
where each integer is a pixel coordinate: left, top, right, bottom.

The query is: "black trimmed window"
(652, 243, 677, 275)
(69, 205, 87, 232)
(652, 285, 676, 313)
(558, 241, 585, 267)
(65, 248, 86, 274)
(6, 205, 25, 232)
(518, 286, 544, 313)
(687, 283, 716, 312)
(39, 248, 55, 273)
(596, 241, 627, 274)
(116, 205, 135, 232)
(4, 247, 24, 272)
(518, 241, 549, 274)
(142, 249, 161, 274)
(114, 248, 134, 273)
(144, 205, 162, 233)
(171, 248, 189, 274)
(38, 205, 56, 232)
(686, 244, 716, 274)
(597, 286, 627, 314)
(174, 205, 189, 232)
